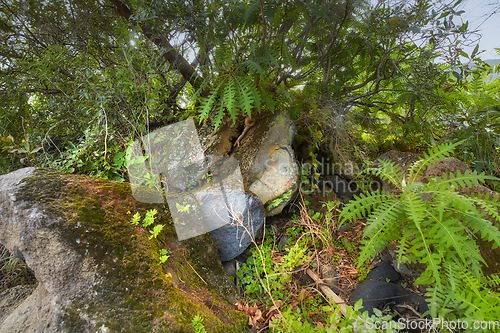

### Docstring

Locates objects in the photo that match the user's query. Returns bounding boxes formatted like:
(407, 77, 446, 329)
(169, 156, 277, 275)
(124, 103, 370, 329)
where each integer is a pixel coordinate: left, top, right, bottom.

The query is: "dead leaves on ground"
(236, 300, 283, 329)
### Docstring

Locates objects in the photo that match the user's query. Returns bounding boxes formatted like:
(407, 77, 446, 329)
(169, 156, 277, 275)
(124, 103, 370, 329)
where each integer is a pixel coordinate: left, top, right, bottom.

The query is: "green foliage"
(158, 249, 170, 265)
(236, 229, 312, 306)
(191, 315, 207, 333)
(339, 142, 500, 320)
(128, 209, 168, 265)
(142, 209, 158, 228)
(439, 64, 500, 191)
(193, 45, 286, 129)
(0, 244, 37, 291)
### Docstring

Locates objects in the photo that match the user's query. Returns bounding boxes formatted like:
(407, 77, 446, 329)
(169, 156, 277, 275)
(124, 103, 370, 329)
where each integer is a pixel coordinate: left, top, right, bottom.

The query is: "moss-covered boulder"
(0, 168, 247, 332)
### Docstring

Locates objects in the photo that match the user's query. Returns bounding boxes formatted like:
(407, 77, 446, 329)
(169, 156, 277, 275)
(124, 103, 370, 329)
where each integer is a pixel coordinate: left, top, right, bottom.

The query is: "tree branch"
(109, 0, 203, 91)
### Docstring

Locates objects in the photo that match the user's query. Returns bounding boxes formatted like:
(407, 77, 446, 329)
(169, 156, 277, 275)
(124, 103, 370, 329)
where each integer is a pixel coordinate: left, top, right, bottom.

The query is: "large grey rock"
(200, 111, 299, 216)
(127, 119, 266, 261)
(208, 190, 265, 261)
(0, 168, 246, 332)
(158, 153, 266, 261)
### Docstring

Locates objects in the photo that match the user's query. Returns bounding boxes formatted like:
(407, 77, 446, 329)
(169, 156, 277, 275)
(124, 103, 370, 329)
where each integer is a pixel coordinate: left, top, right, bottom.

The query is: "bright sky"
(455, 0, 500, 59)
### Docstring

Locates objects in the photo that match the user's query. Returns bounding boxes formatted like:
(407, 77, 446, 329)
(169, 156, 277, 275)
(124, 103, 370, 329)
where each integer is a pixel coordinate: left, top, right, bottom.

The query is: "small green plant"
(128, 209, 168, 265)
(158, 249, 170, 264)
(339, 141, 500, 319)
(236, 229, 312, 305)
(191, 315, 207, 333)
(0, 244, 37, 291)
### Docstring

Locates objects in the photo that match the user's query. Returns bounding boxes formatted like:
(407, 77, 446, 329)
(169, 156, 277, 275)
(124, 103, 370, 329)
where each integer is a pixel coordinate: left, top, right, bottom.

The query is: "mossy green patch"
(18, 170, 248, 332)
(265, 188, 294, 211)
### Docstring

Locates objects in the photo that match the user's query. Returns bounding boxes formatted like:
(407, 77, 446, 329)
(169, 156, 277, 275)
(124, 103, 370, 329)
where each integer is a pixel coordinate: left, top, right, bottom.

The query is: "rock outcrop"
(200, 111, 299, 216)
(0, 168, 247, 332)
(349, 262, 428, 316)
(126, 119, 266, 262)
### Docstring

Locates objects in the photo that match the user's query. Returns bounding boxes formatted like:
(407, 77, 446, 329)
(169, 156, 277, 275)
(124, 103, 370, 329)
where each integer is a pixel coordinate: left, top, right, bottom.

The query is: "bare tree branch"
(109, 0, 203, 91)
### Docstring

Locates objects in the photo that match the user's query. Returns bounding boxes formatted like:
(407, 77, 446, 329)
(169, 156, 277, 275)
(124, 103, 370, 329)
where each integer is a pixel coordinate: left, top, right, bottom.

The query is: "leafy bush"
(193, 45, 288, 129)
(339, 141, 500, 320)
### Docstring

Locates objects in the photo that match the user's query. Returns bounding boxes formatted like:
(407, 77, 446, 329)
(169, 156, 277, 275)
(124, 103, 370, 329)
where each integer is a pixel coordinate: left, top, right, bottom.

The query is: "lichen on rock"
(0, 168, 247, 332)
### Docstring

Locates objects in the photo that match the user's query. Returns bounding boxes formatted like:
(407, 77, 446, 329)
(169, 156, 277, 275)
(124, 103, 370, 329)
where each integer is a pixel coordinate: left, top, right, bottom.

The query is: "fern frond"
(363, 200, 404, 236)
(408, 141, 463, 182)
(458, 209, 500, 248)
(395, 232, 413, 264)
(338, 190, 393, 225)
(221, 77, 238, 123)
(243, 58, 265, 75)
(426, 212, 482, 269)
(243, 1, 260, 24)
(437, 191, 500, 248)
(357, 200, 405, 264)
(486, 274, 500, 288)
(414, 251, 442, 286)
(402, 193, 426, 229)
(248, 80, 262, 112)
(236, 77, 255, 117)
(428, 169, 485, 191)
(365, 159, 404, 190)
(214, 107, 225, 130)
(260, 87, 276, 112)
(470, 189, 500, 224)
(191, 75, 212, 102)
(198, 86, 220, 123)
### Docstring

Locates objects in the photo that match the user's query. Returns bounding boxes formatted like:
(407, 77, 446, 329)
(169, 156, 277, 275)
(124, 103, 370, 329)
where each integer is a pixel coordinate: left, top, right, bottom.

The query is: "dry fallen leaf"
(236, 301, 264, 328)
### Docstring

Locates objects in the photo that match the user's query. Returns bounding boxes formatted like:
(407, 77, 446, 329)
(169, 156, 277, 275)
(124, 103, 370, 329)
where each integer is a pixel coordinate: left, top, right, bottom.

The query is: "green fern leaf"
(221, 77, 238, 122)
(236, 77, 255, 117)
(259, 87, 276, 112)
(243, 1, 260, 24)
(366, 159, 404, 190)
(339, 190, 392, 225)
(142, 209, 158, 227)
(471, 191, 500, 224)
(214, 107, 225, 130)
(430, 169, 485, 190)
(403, 193, 426, 228)
(130, 212, 141, 225)
(243, 58, 265, 75)
(248, 80, 261, 112)
(408, 141, 463, 182)
(357, 200, 404, 264)
(191, 76, 212, 102)
(198, 86, 220, 123)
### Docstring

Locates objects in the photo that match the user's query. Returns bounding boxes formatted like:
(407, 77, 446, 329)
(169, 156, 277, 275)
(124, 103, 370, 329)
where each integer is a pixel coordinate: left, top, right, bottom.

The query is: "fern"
(407, 140, 462, 182)
(339, 142, 500, 320)
(193, 44, 284, 129)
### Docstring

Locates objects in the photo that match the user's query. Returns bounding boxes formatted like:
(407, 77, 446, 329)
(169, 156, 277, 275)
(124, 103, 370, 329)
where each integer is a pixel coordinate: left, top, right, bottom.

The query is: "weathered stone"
(208, 190, 265, 262)
(0, 168, 247, 333)
(0, 285, 36, 323)
(163, 154, 266, 261)
(201, 111, 299, 216)
(349, 262, 428, 316)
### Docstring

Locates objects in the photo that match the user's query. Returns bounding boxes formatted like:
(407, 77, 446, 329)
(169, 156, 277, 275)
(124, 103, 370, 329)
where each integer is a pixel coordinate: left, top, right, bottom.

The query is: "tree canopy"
(0, 0, 496, 177)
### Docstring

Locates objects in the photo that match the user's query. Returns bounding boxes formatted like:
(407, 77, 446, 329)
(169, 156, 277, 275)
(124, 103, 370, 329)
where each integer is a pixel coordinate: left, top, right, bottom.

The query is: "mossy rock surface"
(0, 168, 247, 332)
